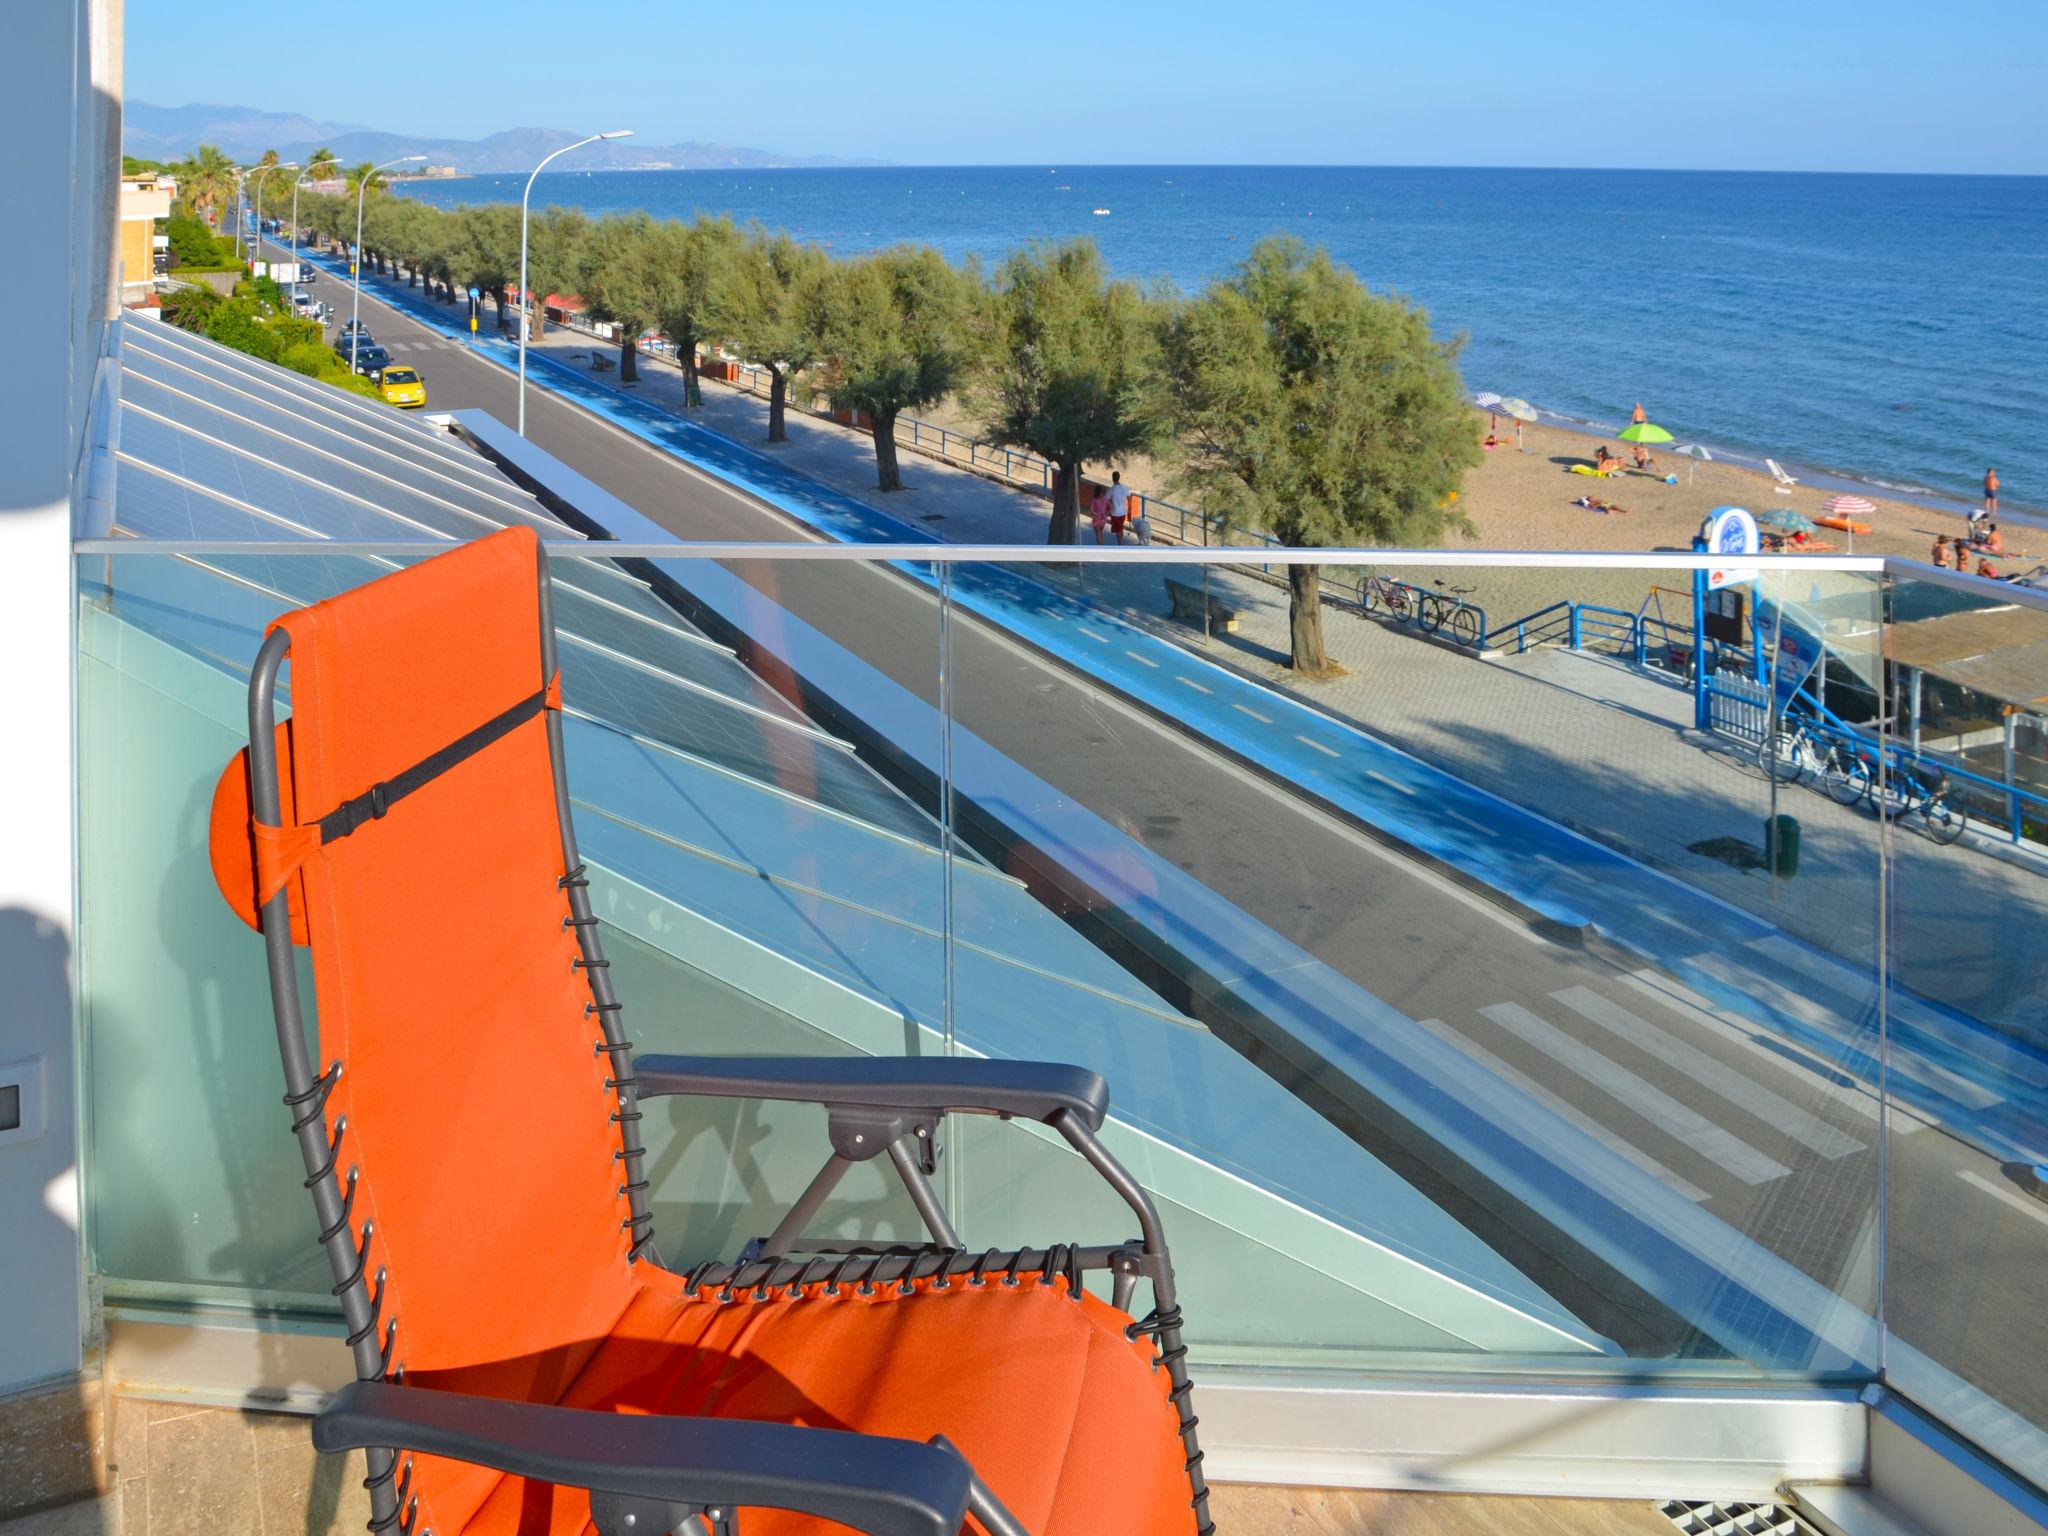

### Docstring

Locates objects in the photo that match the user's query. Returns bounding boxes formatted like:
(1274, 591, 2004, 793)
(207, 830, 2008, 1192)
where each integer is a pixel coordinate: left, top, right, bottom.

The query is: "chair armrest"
(314, 1381, 970, 1536)
(635, 1055, 1109, 1132)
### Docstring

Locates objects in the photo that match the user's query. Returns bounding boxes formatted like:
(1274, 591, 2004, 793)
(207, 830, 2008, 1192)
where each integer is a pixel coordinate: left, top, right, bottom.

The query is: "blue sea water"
(396, 165, 2048, 516)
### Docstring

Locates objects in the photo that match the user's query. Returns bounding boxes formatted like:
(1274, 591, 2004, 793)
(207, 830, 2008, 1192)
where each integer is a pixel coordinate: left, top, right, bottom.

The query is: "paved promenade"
(512, 320, 2046, 1045)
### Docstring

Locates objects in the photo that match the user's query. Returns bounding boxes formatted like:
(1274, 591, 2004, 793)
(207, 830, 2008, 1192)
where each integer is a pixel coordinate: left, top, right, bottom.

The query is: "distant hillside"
(125, 102, 883, 172)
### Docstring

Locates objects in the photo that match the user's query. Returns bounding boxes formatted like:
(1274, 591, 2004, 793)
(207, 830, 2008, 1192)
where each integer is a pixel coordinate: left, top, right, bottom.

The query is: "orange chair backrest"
(211, 527, 638, 1390)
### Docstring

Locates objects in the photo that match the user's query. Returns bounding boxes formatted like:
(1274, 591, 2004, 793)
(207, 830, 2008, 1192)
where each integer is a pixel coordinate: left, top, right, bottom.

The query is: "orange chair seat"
(414, 1269, 1194, 1536)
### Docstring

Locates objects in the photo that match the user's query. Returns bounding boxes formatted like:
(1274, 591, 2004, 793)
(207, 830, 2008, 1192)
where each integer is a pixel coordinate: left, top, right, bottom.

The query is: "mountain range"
(124, 102, 883, 172)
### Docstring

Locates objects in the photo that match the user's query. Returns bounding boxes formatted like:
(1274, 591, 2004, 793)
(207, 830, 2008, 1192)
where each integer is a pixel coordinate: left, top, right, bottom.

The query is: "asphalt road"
(283, 248, 2048, 1437)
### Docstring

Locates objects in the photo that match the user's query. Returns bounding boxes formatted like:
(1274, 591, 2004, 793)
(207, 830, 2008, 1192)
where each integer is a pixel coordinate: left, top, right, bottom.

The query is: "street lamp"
(247, 162, 298, 270)
(517, 129, 632, 436)
(349, 155, 425, 373)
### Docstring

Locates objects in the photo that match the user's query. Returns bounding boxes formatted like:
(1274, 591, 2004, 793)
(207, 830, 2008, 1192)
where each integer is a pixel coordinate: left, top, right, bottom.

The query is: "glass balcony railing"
(72, 536, 2048, 1489)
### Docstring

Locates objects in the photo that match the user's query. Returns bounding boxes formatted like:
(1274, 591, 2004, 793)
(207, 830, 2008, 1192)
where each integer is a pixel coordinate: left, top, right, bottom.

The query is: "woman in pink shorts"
(1089, 486, 1111, 544)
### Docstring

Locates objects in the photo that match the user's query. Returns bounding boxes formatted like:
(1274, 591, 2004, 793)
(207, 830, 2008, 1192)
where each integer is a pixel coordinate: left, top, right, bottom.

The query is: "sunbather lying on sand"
(1576, 494, 1631, 515)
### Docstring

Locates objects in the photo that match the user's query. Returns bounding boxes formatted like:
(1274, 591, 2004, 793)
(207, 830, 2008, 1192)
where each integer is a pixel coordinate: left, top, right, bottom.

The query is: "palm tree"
(307, 147, 339, 185)
(178, 143, 237, 228)
(344, 161, 388, 199)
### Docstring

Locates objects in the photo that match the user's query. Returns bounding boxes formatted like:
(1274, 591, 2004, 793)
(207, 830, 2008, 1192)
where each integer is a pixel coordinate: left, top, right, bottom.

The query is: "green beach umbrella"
(1757, 507, 1816, 535)
(1617, 421, 1674, 446)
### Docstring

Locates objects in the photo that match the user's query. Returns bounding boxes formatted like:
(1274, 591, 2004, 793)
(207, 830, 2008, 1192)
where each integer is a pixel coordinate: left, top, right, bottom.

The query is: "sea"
(395, 165, 2048, 520)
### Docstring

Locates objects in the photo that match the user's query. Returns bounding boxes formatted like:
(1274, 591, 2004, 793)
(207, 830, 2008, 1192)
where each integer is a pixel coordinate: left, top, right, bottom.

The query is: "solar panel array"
(103, 313, 941, 844)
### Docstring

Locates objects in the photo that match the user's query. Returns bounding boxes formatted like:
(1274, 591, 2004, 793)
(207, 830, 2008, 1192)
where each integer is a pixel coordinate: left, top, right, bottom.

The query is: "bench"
(1164, 575, 1239, 633)
(589, 354, 616, 373)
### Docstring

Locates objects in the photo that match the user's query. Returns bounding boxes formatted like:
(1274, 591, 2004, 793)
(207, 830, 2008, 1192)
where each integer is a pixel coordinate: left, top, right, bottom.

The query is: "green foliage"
(971, 239, 1164, 543)
(646, 215, 743, 392)
(813, 245, 973, 490)
(123, 155, 167, 176)
(166, 213, 237, 270)
(709, 228, 831, 440)
(172, 143, 237, 227)
(159, 284, 224, 332)
(280, 341, 333, 377)
(201, 297, 282, 361)
(1159, 236, 1480, 671)
(576, 212, 666, 379)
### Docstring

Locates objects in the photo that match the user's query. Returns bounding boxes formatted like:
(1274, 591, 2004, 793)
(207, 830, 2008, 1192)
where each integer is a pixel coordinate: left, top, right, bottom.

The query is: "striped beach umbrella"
(1475, 391, 1503, 410)
(1821, 492, 1877, 550)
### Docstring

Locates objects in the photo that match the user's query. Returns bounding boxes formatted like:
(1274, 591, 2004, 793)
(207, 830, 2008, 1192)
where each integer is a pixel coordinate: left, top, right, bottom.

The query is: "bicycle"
(1761, 718, 1873, 807)
(1419, 580, 1482, 646)
(1870, 757, 1969, 845)
(1360, 573, 1416, 624)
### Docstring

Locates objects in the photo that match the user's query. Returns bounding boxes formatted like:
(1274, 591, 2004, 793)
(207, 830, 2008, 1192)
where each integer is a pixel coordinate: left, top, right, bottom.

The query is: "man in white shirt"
(1106, 471, 1133, 544)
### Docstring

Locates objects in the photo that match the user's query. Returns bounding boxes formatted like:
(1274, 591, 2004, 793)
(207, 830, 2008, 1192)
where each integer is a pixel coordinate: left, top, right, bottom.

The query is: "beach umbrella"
(1676, 442, 1713, 483)
(1821, 492, 1877, 551)
(1498, 397, 1537, 450)
(1474, 390, 1504, 435)
(1617, 421, 1674, 446)
(1757, 507, 1816, 535)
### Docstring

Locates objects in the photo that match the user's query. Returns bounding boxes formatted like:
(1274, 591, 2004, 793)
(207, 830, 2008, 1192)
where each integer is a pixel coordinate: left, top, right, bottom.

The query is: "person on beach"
(1985, 467, 2000, 519)
(1978, 558, 2000, 578)
(1631, 402, 1648, 426)
(1630, 443, 1658, 471)
(1931, 535, 1951, 568)
(1594, 446, 1625, 475)
(1985, 523, 2006, 555)
(1576, 494, 1631, 515)
(1089, 485, 1111, 545)
(1107, 470, 1132, 544)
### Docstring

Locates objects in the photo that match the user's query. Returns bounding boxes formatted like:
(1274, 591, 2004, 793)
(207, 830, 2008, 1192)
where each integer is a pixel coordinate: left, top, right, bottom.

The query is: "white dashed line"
(1078, 629, 1109, 643)
(1957, 1170, 2048, 1230)
(1363, 768, 1414, 796)
(1124, 650, 1160, 668)
(1175, 676, 1213, 694)
(1232, 703, 1274, 723)
(1296, 735, 1340, 758)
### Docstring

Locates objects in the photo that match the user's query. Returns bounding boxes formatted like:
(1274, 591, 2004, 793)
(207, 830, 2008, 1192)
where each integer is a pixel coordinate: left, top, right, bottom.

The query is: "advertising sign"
(1704, 506, 1759, 591)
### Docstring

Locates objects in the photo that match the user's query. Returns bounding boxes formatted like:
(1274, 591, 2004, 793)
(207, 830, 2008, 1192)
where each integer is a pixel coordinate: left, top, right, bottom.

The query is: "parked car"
(344, 343, 392, 378)
(376, 366, 426, 409)
(338, 318, 373, 343)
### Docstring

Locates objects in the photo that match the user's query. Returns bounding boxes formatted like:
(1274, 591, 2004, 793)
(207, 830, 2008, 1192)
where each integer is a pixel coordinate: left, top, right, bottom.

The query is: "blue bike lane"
(304, 246, 2048, 1163)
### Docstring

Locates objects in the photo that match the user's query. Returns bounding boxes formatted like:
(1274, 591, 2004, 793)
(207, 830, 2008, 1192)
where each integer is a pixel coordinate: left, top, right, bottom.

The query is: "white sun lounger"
(1766, 459, 1800, 491)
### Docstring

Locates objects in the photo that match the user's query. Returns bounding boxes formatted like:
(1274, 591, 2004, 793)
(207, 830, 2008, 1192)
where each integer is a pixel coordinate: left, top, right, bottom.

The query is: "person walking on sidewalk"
(1089, 485, 1111, 545)
(1107, 470, 1133, 544)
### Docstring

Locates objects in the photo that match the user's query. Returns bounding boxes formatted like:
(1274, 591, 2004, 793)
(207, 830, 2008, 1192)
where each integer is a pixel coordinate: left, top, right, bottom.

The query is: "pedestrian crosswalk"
(1417, 965, 1905, 1219)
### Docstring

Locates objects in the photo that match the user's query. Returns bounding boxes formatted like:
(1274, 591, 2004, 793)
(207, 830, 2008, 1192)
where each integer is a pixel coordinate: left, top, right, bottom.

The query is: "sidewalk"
(321, 253, 2048, 1092)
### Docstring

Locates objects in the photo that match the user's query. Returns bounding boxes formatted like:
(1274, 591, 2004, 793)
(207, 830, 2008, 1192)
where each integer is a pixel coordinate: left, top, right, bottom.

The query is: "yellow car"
(378, 366, 426, 409)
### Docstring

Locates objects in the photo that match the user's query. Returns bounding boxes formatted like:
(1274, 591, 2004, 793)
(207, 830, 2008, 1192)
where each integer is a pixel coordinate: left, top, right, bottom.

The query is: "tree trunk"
(492, 292, 507, 330)
(1288, 562, 1335, 676)
(680, 332, 701, 407)
(407, 265, 419, 288)
(872, 412, 903, 491)
(619, 336, 638, 383)
(767, 368, 787, 442)
(531, 297, 546, 340)
(1047, 460, 1082, 545)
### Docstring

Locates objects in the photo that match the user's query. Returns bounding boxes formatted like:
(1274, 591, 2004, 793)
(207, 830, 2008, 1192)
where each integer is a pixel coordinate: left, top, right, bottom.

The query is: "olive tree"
(1160, 236, 1479, 676)
(971, 239, 1164, 544)
(577, 212, 664, 383)
(813, 244, 973, 492)
(709, 228, 830, 442)
(643, 214, 741, 407)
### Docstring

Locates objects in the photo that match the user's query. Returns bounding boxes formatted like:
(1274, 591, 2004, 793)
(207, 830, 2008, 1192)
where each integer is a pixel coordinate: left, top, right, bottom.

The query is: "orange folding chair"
(208, 526, 1209, 1536)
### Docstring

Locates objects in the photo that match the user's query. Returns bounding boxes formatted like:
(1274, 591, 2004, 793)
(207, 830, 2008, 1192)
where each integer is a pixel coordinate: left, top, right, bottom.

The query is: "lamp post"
(517, 130, 632, 436)
(288, 174, 316, 300)
(248, 162, 297, 272)
(350, 155, 425, 373)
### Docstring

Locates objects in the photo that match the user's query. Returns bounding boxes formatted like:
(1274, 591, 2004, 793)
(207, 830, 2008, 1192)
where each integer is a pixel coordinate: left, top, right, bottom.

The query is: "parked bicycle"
(1419, 580, 1482, 646)
(1870, 757, 1969, 845)
(1360, 573, 1417, 624)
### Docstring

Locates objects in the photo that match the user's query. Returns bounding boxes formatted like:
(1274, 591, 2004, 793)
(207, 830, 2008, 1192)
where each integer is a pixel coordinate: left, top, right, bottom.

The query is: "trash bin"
(1767, 813, 1801, 878)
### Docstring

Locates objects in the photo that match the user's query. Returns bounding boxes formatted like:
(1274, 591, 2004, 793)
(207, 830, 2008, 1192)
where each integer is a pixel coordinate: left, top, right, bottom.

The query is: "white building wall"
(0, 0, 117, 1392)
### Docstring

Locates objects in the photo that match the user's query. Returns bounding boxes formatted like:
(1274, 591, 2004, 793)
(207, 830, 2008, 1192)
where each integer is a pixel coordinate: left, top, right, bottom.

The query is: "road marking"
(1232, 703, 1273, 723)
(1443, 807, 1488, 832)
(1363, 768, 1414, 796)
(1957, 1170, 2048, 1230)
(1416, 1018, 1710, 1202)
(1175, 676, 1213, 694)
(1123, 649, 1159, 668)
(1551, 986, 1864, 1159)
(1078, 628, 1109, 643)
(1752, 934, 2048, 1092)
(1480, 1001, 1792, 1185)
(1618, 971, 1900, 1129)
(1296, 735, 1339, 758)
(1701, 949, 2002, 1111)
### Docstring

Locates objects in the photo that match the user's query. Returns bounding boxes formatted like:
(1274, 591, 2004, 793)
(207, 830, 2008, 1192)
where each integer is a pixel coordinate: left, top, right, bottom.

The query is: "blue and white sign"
(468, 286, 481, 300)
(1704, 506, 1759, 590)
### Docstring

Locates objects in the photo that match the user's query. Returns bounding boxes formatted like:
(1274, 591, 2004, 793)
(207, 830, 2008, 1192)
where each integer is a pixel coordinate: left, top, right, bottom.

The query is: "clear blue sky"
(127, 0, 2048, 173)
